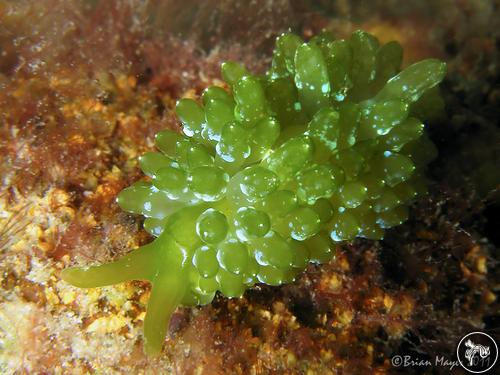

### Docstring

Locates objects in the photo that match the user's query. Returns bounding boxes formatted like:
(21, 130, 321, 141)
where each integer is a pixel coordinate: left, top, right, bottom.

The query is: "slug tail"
(143, 270, 186, 356)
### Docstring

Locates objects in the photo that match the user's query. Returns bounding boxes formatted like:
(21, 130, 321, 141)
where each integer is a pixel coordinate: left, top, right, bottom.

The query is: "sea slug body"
(62, 30, 446, 355)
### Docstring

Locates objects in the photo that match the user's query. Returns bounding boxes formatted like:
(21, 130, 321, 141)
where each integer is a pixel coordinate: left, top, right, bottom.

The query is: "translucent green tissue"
(62, 30, 446, 355)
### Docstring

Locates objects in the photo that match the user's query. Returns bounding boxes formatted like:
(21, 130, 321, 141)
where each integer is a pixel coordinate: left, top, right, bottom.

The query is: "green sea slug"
(62, 30, 446, 355)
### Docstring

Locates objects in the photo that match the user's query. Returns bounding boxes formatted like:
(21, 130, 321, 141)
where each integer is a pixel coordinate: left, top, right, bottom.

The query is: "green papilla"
(62, 30, 446, 355)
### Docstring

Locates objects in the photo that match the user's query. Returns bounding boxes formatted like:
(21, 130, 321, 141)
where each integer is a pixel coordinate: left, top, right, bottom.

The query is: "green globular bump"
(198, 276, 218, 294)
(189, 166, 229, 202)
(376, 205, 409, 228)
(202, 86, 234, 105)
(377, 152, 415, 187)
(62, 30, 446, 356)
(352, 138, 378, 160)
(193, 245, 219, 278)
(351, 30, 378, 84)
(174, 138, 193, 166)
(252, 117, 280, 150)
(358, 172, 385, 199)
(285, 207, 321, 241)
(309, 30, 335, 47)
(116, 180, 152, 214)
(306, 232, 335, 264)
(221, 61, 249, 86)
(322, 39, 353, 102)
(216, 122, 251, 163)
(330, 211, 360, 242)
(257, 265, 286, 286)
(243, 256, 259, 285)
(307, 107, 340, 155)
(295, 42, 331, 116)
(187, 143, 214, 168)
(311, 198, 334, 223)
(358, 100, 409, 140)
(204, 99, 235, 142)
(196, 209, 228, 244)
(382, 117, 424, 151)
(375, 59, 447, 103)
(240, 166, 279, 200)
(258, 190, 298, 218)
(270, 33, 303, 78)
(139, 152, 177, 178)
(117, 181, 183, 219)
(192, 289, 216, 306)
(153, 166, 189, 201)
(374, 41, 403, 89)
(216, 268, 245, 298)
(339, 181, 368, 209)
(297, 164, 338, 204)
(289, 240, 310, 269)
(355, 205, 385, 240)
(252, 231, 294, 268)
(337, 102, 360, 149)
(216, 239, 249, 275)
(233, 76, 268, 126)
(155, 129, 183, 158)
(263, 136, 314, 181)
(176, 99, 206, 138)
(349, 30, 379, 100)
(372, 189, 402, 213)
(234, 207, 271, 241)
(165, 206, 206, 249)
(264, 77, 306, 127)
(331, 148, 365, 180)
